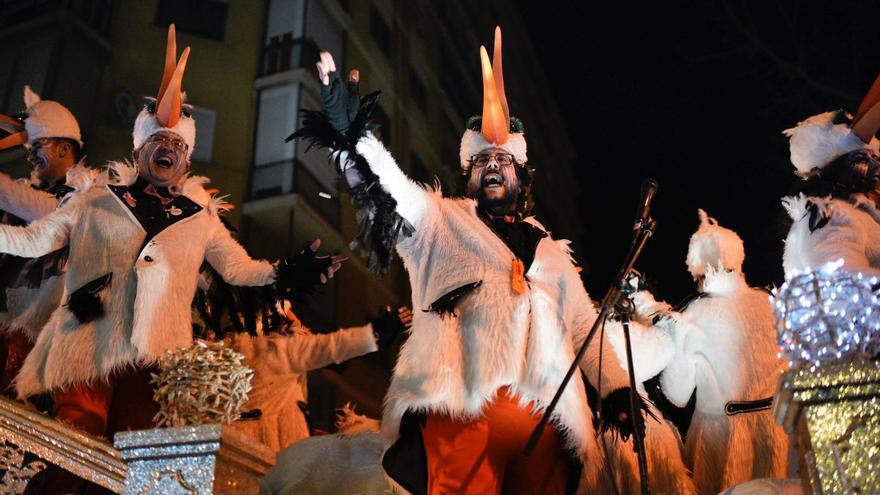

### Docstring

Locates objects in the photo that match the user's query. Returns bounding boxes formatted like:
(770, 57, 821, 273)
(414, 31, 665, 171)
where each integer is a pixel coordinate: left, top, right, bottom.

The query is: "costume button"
(144, 256, 154, 262)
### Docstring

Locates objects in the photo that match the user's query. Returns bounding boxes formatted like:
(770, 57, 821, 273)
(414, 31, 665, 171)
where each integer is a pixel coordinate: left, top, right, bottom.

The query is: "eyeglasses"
(469, 152, 516, 168)
(26, 138, 57, 151)
(148, 135, 189, 152)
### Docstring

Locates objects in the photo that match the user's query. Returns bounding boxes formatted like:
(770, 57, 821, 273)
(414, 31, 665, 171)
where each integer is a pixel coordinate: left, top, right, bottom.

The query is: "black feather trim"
(286, 92, 413, 275)
(193, 263, 289, 338)
(806, 201, 831, 232)
(66, 273, 112, 323)
(598, 387, 658, 443)
(424, 281, 482, 318)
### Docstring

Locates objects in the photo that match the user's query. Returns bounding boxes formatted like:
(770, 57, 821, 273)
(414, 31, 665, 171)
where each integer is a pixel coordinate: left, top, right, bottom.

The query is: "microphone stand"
(524, 214, 656, 495)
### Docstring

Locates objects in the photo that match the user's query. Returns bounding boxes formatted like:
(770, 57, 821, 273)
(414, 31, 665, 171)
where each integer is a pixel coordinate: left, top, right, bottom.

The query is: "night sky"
(516, 1, 880, 304)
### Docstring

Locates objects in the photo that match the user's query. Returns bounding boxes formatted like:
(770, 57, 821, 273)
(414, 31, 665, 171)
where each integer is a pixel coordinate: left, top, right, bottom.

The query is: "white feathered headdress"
(0, 86, 82, 151)
(459, 27, 527, 173)
(132, 24, 196, 159)
(685, 209, 745, 278)
(784, 74, 880, 177)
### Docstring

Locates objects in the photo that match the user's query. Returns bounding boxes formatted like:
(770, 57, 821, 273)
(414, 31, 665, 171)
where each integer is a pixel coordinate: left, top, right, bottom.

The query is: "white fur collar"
(103, 160, 217, 212)
(701, 268, 746, 296)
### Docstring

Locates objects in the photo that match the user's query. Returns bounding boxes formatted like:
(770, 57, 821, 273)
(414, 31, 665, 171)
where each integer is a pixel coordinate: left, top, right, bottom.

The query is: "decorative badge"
(167, 206, 183, 217)
(123, 191, 137, 208)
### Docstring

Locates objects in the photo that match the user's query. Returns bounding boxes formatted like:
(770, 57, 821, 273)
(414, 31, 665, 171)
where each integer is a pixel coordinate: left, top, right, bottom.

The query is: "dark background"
(515, 0, 880, 304)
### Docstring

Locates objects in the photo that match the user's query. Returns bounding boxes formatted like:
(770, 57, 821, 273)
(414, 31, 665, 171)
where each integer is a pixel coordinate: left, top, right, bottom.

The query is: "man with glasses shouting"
(0, 27, 344, 493)
(0, 86, 91, 398)
(291, 27, 634, 495)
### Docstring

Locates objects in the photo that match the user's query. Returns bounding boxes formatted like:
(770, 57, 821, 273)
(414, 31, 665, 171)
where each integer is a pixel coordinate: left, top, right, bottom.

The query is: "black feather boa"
(286, 92, 413, 275)
(192, 263, 289, 339)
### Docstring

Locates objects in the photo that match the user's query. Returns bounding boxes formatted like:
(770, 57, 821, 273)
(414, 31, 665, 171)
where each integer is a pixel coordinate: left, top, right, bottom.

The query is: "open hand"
(316, 51, 361, 133)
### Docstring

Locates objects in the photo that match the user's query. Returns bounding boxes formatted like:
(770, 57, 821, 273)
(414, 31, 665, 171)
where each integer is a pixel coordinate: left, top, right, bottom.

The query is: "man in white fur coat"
(0, 27, 342, 455)
(615, 211, 788, 495)
(780, 74, 880, 278)
(0, 86, 91, 396)
(294, 28, 635, 495)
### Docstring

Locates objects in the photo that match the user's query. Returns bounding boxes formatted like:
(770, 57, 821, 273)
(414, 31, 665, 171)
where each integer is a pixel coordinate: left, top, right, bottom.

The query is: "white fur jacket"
(782, 193, 880, 278)
(622, 270, 788, 494)
(0, 163, 276, 397)
(355, 135, 630, 488)
(0, 168, 89, 338)
(226, 323, 377, 454)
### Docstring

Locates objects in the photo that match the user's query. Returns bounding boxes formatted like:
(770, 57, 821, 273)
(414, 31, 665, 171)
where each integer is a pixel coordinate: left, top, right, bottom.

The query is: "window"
(155, 0, 228, 41)
(189, 106, 216, 163)
(370, 4, 391, 59)
(409, 67, 427, 114)
(251, 84, 300, 198)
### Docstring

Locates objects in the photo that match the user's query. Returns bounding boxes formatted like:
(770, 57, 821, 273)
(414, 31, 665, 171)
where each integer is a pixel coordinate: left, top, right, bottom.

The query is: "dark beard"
(476, 189, 519, 216)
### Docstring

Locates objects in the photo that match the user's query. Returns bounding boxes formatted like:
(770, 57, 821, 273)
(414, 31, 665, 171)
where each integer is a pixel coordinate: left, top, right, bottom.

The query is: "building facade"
(0, 0, 579, 429)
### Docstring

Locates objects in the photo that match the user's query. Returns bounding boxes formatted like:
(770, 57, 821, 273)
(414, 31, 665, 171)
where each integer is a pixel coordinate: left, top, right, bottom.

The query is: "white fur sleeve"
(0, 173, 59, 222)
(204, 217, 276, 286)
(783, 195, 880, 278)
(0, 196, 75, 257)
(605, 319, 675, 384)
(566, 270, 631, 396)
(281, 324, 378, 373)
(657, 315, 698, 407)
(355, 134, 434, 228)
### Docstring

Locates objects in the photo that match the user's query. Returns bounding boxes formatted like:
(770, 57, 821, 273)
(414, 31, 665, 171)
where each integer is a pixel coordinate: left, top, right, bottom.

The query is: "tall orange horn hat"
(155, 24, 190, 129)
(0, 114, 27, 151)
(157, 24, 177, 103)
(853, 72, 880, 144)
(480, 45, 509, 145)
(493, 26, 509, 122)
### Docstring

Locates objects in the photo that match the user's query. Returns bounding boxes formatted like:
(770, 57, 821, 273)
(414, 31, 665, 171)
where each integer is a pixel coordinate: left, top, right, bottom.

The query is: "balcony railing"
(0, 396, 274, 493)
(251, 159, 341, 228)
(260, 35, 321, 78)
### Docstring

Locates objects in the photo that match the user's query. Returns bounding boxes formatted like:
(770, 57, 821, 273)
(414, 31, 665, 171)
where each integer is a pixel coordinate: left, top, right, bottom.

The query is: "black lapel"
(107, 182, 203, 243)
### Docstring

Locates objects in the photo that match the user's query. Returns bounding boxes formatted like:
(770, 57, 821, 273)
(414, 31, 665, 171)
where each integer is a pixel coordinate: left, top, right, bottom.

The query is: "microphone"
(634, 178, 658, 229)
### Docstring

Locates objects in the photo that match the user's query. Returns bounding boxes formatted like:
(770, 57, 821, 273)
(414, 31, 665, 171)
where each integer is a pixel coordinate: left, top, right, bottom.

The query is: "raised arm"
(0, 173, 58, 222)
(0, 196, 75, 257)
(354, 134, 435, 228)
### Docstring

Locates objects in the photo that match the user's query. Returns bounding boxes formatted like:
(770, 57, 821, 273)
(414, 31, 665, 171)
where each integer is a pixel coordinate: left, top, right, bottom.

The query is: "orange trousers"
(0, 331, 33, 398)
(421, 387, 570, 495)
(28, 366, 159, 494)
(52, 365, 159, 438)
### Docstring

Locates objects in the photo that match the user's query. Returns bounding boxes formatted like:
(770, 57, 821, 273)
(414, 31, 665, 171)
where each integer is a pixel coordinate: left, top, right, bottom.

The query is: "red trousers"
(52, 365, 159, 438)
(421, 387, 570, 495)
(0, 331, 33, 398)
(28, 366, 159, 494)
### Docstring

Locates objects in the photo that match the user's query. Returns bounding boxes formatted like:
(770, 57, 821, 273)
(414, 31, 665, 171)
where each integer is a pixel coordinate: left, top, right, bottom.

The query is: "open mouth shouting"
(30, 155, 48, 171)
(482, 172, 504, 190)
(155, 155, 174, 168)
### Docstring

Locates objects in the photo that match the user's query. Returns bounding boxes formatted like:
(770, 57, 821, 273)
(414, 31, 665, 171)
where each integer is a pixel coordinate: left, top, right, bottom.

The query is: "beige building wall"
(87, 0, 265, 229)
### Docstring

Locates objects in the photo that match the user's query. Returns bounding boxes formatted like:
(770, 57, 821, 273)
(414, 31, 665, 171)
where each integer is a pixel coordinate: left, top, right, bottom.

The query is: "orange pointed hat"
(784, 73, 880, 177)
(0, 86, 81, 151)
(132, 24, 196, 159)
(459, 27, 527, 173)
